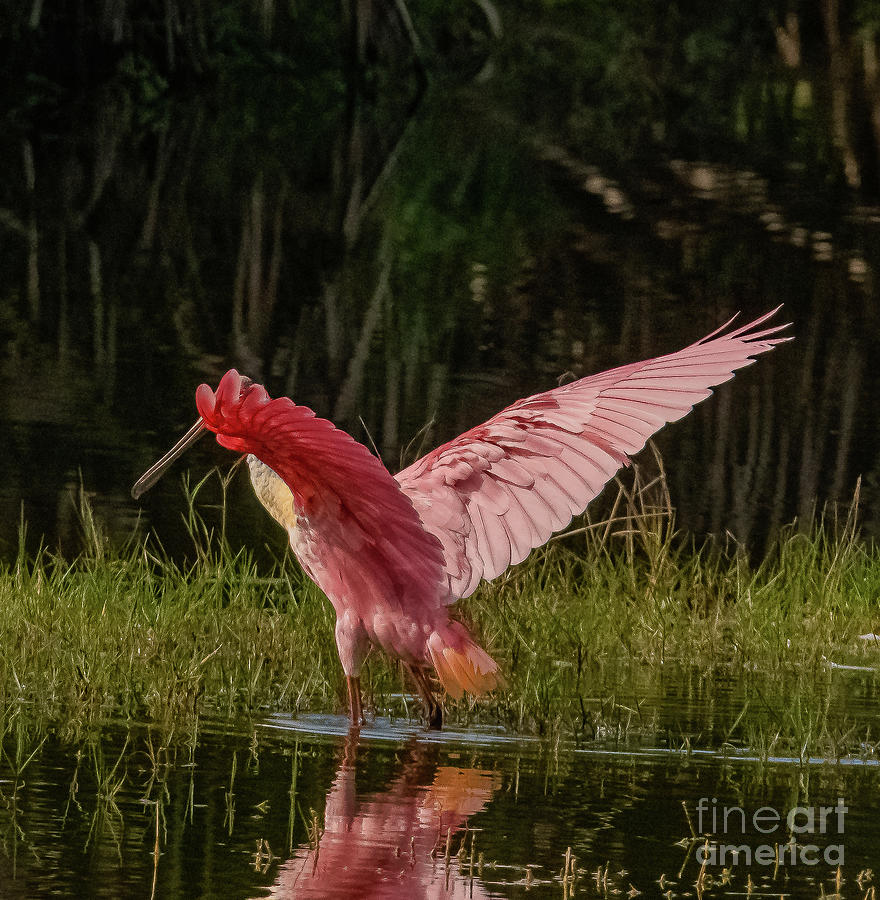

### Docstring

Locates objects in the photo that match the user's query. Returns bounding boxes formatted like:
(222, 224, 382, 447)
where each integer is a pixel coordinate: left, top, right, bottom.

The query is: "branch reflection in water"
(262, 729, 499, 899)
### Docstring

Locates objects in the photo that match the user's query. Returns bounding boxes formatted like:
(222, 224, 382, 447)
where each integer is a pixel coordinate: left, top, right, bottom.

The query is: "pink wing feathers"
(191, 309, 788, 700)
(395, 307, 791, 599)
(195, 371, 451, 620)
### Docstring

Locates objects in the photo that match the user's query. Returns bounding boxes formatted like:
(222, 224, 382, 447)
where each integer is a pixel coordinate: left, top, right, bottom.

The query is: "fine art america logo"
(691, 797, 847, 866)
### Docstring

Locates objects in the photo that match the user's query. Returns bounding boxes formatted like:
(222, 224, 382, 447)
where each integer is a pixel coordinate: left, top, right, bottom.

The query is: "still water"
(3, 77, 880, 561)
(1, 704, 879, 899)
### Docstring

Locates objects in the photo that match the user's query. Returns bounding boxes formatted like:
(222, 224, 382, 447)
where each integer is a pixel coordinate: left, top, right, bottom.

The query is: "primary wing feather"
(395, 307, 790, 600)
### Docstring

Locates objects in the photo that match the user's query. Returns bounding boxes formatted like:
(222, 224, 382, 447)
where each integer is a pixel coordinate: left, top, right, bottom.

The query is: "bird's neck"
(246, 455, 298, 532)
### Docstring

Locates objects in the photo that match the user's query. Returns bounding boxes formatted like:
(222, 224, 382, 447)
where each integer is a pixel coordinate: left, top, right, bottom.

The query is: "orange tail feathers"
(427, 623, 505, 700)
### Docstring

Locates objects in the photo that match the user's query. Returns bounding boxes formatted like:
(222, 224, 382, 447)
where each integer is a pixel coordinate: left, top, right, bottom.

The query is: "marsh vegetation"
(2, 460, 878, 766)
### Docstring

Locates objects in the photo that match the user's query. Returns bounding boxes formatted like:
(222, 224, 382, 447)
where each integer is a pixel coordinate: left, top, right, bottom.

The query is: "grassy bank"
(2, 467, 879, 756)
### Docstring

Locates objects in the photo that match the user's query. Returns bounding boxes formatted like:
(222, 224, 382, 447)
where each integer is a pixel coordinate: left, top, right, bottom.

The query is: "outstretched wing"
(196, 371, 451, 617)
(395, 308, 791, 600)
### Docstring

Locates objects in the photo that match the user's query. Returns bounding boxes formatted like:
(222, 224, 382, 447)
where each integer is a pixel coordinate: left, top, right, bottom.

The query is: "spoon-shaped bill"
(132, 418, 207, 499)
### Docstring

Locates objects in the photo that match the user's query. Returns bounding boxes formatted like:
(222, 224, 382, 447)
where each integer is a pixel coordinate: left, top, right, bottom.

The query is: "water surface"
(1, 708, 879, 899)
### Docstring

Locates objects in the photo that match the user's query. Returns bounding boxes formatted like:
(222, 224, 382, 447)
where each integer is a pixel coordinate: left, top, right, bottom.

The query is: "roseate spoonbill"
(260, 736, 498, 899)
(132, 307, 789, 727)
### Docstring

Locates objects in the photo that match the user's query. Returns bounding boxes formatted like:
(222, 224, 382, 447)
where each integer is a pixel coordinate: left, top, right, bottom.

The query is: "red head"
(132, 368, 259, 498)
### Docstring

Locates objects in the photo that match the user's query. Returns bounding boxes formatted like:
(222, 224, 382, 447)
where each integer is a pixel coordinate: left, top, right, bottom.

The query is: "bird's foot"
(405, 663, 443, 730)
(424, 701, 443, 730)
(346, 675, 366, 727)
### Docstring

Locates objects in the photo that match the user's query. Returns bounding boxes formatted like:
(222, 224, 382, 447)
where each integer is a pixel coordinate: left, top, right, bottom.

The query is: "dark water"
(1, 712, 879, 899)
(4, 130, 878, 562)
(2, 43, 880, 561)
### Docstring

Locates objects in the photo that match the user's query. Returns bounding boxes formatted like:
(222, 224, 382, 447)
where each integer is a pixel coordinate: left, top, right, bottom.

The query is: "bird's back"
(196, 372, 456, 632)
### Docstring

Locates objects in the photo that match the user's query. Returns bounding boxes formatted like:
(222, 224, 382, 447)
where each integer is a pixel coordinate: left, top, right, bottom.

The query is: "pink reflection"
(265, 731, 499, 899)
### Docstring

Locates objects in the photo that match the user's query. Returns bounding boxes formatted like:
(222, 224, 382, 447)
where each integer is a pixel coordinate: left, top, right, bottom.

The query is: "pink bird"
(260, 736, 499, 899)
(132, 308, 790, 727)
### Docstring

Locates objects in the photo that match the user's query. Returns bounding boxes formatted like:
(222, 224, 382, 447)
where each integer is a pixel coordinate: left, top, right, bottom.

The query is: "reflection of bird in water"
(262, 733, 499, 899)
(133, 309, 789, 726)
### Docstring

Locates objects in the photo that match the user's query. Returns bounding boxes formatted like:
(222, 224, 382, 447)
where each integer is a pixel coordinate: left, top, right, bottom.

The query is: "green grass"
(1, 463, 879, 757)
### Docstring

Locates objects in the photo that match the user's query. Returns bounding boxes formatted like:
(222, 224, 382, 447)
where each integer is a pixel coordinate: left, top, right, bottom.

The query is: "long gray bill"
(131, 418, 207, 499)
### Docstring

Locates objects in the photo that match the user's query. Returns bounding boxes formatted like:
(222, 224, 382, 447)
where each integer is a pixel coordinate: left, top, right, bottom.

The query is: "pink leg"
(336, 615, 369, 727)
(346, 675, 365, 726)
(406, 664, 443, 729)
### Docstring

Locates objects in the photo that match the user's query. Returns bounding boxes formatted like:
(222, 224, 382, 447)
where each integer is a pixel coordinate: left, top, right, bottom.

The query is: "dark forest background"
(1, 1, 879, 559)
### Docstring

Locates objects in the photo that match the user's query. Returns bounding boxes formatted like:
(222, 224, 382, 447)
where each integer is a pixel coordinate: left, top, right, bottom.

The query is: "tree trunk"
(821, 0, 861, 187)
